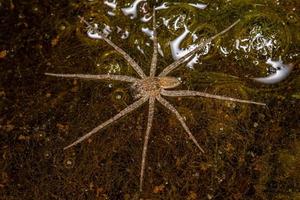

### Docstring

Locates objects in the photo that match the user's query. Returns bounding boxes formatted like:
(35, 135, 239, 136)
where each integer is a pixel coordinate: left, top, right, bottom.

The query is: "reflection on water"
(235, 25, 276, 55)
(121, 0, 146, 19)
(104, 0, 117, 16)
(253, 57, 293, 84)
(97, 0, 297, 81)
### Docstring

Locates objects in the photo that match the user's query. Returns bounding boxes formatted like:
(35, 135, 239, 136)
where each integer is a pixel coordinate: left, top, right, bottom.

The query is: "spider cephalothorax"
(132, 76, 181, 98)
(46, 9, 265, 192)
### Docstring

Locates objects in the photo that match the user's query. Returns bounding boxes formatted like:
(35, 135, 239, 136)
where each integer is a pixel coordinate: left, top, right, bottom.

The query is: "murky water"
(0, 0, 299, 199)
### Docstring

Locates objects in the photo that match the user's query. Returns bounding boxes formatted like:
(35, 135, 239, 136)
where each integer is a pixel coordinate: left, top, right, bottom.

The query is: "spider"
(45, 9, 265, 192)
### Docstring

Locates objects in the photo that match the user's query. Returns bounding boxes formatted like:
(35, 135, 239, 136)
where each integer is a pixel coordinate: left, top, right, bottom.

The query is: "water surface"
(0, 0, 299, 199)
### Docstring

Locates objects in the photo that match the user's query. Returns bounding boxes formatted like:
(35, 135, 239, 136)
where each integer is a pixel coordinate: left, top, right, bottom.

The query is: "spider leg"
(140, 97, 155, 192)
(149, 8, 158, 77)
(159, 19, 240, 77)
(156, 95, 205, 153)
(78, 16, 146, 79)
(161, 89, 266, 106)
(64, 96, 149, 150)
(45, 73, 139, 83)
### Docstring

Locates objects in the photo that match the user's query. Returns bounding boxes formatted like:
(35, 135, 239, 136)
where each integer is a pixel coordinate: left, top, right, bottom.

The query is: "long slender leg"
(64, 96, 149, 150)
(45, 73, 139, 83)
(156, 96, 205, 153)
(149, 8, 158, 77)
(140, 97, 155, 192)
(159, 19, 240, 77)
(161, 89, 266, 106)
(79, 16, 146, 79)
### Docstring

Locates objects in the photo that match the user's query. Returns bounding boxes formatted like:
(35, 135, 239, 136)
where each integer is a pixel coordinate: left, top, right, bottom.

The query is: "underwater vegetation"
(45, 11, 266, 193)
(0, 0, 299, 199)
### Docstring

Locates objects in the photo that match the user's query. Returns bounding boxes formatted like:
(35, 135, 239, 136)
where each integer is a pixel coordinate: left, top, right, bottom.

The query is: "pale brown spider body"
(132, 76, 180, 98)
(45, 9, 265, 192)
